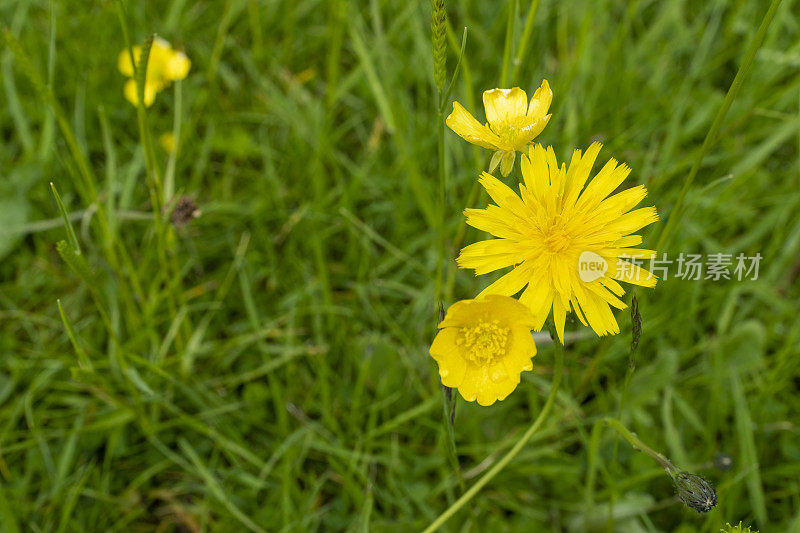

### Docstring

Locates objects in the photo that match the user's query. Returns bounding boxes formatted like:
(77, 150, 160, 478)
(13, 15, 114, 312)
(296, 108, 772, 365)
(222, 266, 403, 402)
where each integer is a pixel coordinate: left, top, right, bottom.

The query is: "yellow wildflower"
(430, 295, 537, 406)
(118, 37, 190, 107)
(159, 132, 176, 153)
(457, 142, 659, 343)
(446, 80, 552, 176)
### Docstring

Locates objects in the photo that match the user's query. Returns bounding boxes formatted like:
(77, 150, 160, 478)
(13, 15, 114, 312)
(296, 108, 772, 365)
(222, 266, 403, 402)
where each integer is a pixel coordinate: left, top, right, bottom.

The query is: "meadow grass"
(1, 0, 800, 531)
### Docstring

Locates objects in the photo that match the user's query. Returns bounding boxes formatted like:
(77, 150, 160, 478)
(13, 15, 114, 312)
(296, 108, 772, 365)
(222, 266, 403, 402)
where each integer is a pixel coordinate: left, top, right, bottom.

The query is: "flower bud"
(630, 295, 642, 359)
(670, 470, 717, 513)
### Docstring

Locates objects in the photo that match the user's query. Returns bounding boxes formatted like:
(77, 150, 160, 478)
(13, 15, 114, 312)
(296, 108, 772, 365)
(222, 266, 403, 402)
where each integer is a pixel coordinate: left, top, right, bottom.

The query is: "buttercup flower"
(446, 80, 552, 176)
(457, 142, 658, 342)
(118, 37, 190, 107)
(429, 294, 537, 406)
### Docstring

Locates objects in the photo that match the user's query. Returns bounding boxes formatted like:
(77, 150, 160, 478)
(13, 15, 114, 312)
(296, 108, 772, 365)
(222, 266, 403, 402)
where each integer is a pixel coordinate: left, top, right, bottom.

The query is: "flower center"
(491, 121, 518, 145)
(542, 216, 572, 254)
(457, 320, 509, 365)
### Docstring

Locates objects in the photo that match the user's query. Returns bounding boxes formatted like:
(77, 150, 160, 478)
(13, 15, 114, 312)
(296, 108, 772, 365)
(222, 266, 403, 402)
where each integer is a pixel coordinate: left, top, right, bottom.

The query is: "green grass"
(1, 0, 800, 530)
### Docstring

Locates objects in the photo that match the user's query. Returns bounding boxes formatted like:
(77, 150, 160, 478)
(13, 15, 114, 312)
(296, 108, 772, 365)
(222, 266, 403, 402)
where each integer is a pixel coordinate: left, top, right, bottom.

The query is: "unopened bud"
(630, 295, 641, 358)
(670, 470, 717, 513)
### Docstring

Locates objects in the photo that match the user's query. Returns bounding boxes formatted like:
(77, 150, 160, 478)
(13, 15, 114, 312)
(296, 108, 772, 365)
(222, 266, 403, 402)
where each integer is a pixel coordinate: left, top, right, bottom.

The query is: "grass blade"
(655, 0, 784, 251)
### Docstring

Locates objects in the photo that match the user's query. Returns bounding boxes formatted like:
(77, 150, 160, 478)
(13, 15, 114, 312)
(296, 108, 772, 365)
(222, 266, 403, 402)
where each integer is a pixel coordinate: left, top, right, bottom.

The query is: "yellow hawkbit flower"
(446, 80, 552, 177)
(118, 37, 190, 107)
(457, 142, 659, 343)
(430, 295, 537, 406)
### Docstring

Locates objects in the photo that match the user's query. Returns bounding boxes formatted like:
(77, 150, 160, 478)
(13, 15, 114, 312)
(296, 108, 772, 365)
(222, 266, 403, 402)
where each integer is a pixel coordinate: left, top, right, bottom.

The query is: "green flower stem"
(440, 386, 465, 493)
(655, 0, 783, 252)
(115, 5, 189, 352)
(606, 303, 640, 527)
(423, 330, 564, 533)
(602, 417, 674, 472)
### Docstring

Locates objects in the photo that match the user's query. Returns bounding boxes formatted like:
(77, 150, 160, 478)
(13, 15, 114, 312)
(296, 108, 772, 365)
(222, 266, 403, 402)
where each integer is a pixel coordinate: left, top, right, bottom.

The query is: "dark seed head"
(170, 196, 201, 228)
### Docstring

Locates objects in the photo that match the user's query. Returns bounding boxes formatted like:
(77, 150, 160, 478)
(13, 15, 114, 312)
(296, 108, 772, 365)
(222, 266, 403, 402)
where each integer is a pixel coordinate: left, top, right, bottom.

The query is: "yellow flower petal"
(511, 115, 551, 151)
(118, 46, 141, 77)
(477, 262, 533, 298)
(463, 205, 524, 240)
(483, 88, 528, 125)
(123, 78, 158, 107)
(527, 79, 552, 119)
(430, 329, 468, 387)
(477, 172, 528, 215)
(457, 239, 522, 275)
(166, 51, 191, 80)
(445, 102, 502, 149)
(505, 326, 536, 372)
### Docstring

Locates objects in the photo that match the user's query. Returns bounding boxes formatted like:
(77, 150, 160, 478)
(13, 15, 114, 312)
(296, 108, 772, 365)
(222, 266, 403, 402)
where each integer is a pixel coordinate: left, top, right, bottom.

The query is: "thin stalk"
(115, 4, 187, 350)
(655, 0, 783, 252)
(499, 0, 517, 87)
(510, 0, 540, 85)
(164, 80, 183, 201)
(423, 327, 564, 532)
(435, 93, 446, 311)
(606, 296, 640, 529)
(602, 417, 673, 472)
(440, 385, 465, 493)
(432, 0, 448, 317)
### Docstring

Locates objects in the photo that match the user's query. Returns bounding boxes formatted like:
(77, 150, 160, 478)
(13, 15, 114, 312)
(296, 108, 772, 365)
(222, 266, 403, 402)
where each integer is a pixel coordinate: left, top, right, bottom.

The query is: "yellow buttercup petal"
(511, 114, 551, 152)
(118, 46, 141, 77)
(445, 102, 501, 150)
(166, 51, 191, 80)
(483, 88, 528, 125)
(123, 79, 158, 107)
(527, 79, 553, 120)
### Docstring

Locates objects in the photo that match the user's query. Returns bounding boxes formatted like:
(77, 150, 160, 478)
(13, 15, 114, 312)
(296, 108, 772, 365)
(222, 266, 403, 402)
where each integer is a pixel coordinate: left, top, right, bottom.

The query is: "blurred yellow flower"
(159, 132, 176, 153)
(446, 80, 552, 176)
(118, 37, 190, 107)
(123, 79, 157, 107)
(430, 294, 537, 406)
(457, 142, 659, 343)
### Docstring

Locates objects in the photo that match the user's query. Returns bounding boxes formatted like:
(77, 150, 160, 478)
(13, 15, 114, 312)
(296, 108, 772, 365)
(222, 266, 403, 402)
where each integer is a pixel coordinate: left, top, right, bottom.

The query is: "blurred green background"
(1, 0, 799, 531)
